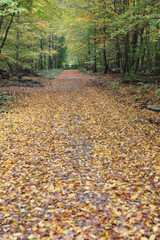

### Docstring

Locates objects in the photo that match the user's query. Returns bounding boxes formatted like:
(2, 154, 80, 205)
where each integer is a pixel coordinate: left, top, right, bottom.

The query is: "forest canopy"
(0, 0, 159, 77)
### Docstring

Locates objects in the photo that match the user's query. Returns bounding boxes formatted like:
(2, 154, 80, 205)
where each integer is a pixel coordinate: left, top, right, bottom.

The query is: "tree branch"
(141, 104, 160, 112)
(137, 115, 160, 125)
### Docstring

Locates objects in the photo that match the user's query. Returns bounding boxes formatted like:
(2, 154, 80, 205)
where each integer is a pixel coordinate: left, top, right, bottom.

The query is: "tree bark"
(131, 28, 138, 68)
(116, 35, 121, 69)
(141, 104, 160, 112)
(39, 39, 43, 70)
(48, 34, 53, 69)
(0, 13, 15, 54)
(123, 32, 130, 74)
(16, 14, 20, 64)
(93, 29, 97, 73)
(0, 16, 4, 31)
(103, 40, 109, 74)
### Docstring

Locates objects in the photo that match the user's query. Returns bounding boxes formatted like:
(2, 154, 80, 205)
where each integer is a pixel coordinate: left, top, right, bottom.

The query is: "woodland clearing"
(0, 70, 159, 240)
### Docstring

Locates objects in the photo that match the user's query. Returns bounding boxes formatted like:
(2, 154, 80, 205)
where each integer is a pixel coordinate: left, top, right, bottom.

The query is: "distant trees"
(61, 0, 160, 78)
(0, 0, 25, 54)
(0, 0, 67, 72)
(38, 34, 67, 70)
(0, 0, 159, 77)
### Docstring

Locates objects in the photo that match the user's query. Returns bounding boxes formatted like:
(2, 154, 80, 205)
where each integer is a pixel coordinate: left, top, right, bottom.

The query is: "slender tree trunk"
(131, 28, 138, 69)
(0, 13, 15, 54)
(87, 38, 91, 69)
(39, 39, 43, 70)
(146, 33, 152, 71)
(0, 16, 4, 31)
(93, 47, 97, 73)
(16, 30, 20, 64)
(44, 53, 47, 69)
(103, 40, 109, 74)
(48, 35, 53, 69)
(54, 35, 58, 68)
(34, 58, 38, 71)
(135, 27, 144, 71)
(102, 26, 109, 74)
(116, 35, 121, 69)
(93, 29, 97, 73)
(155, 1, 160, 71)
(155, 34, 160, 70)
(123, 32, 130, 74)
(16, 14, 20, 64)
(51, 33, 55, 68)
(155, 42, 160, 70)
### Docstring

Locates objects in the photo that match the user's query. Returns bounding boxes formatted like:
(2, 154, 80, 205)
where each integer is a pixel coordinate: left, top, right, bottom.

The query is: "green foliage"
(110, 82, 119, 89)
(0, 0, 160, 77)
(156, 88, 160, 96)
(0, 88, 13, 109)
(59, 0, 160, 76)
(0, 0, 67, 71)
(124, 71, 140, 83)
(38, 69, 63, 79)
(0, 0, 26, 16)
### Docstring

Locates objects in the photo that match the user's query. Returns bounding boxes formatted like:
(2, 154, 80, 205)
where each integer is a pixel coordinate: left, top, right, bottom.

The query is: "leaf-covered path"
(0, 71, 159, 240)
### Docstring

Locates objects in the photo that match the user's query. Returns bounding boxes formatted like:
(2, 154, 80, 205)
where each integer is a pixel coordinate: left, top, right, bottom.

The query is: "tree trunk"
(116, 35, 121, 69)
(123, 32, 130, 74)
(44, 53, 47, 69)
(16, 14, 20, 64)
(48, 35, 53, 69)
(103, 40, 109, 74)
(51, 33, 55, 68)
(39, 39, 43, 70)
(155, 36, 160, 70)
(0, 16, 4, 31)
(131, 28, 138, 69)
(136, 27, 144, 71)
(0, 13, 15, 54)
(146, 32, 152, 71)
(93, 29, 97, 73)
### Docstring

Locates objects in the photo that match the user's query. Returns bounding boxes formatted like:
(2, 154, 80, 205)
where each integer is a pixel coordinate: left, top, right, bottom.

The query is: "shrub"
(124, 71, 140, 83)
(0, 89, 13, 110)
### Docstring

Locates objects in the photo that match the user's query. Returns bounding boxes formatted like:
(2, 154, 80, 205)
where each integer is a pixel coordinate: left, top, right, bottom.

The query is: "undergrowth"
(0, 88, 13, 111)
(38, 69, 63, 79)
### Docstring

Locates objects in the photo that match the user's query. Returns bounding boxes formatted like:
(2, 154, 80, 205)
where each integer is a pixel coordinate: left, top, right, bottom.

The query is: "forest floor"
(0, 70, 160, 240)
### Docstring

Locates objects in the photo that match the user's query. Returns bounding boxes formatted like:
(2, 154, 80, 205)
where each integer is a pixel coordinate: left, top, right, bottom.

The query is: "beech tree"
(0, 0, 67, 71)
(0, 0, 159, 78)
(59, 0, 160, 78)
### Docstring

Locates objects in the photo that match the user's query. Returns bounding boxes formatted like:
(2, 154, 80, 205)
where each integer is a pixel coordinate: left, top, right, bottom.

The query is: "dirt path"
(0, 70, 159, 239)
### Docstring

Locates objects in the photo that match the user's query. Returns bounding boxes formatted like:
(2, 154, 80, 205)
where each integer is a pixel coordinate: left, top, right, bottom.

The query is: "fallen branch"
(141, 100, 160, 112)
(141, 105, 160, 112)
(5, 58, 32, 76)
(137, 115, 160, 125)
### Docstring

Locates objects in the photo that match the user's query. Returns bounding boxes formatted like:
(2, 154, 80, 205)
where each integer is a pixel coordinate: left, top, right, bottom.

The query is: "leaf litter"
(0, 70, 159, 239)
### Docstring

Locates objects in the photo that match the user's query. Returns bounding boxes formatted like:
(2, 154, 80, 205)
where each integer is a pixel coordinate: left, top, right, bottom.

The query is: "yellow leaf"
(32, 226, 37, 231)
(47, 209, 56, 213)
(153, 226, 158, 232)
(40, 228, 47, 233)
(28, 234, 40, 239)
(149, 235, 156, 240)
(111, 212, 121, 217)
(13, 233, 22, 237)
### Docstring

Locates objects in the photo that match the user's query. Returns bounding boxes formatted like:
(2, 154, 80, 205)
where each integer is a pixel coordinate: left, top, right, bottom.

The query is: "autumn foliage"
(0, 71, 159, 239)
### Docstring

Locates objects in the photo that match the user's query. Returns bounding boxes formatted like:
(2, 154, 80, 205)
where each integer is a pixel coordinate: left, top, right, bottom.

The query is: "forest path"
(0, 70, 159, 239)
